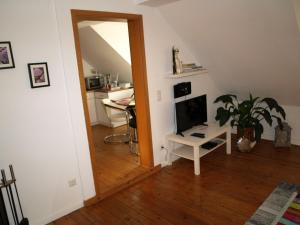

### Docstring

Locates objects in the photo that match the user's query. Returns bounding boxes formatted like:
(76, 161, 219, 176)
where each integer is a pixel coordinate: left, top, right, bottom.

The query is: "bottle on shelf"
(172, 46, 183, 74)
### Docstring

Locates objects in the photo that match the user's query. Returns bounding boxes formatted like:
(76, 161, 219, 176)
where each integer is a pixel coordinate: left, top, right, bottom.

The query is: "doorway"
(71, 10, 154, 201)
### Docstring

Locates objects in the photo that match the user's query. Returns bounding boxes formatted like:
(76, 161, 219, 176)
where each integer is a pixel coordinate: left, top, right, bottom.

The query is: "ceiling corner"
(134, 0, 182, 7)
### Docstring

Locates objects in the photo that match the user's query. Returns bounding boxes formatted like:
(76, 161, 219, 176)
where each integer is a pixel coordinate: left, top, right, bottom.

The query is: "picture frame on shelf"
(28, 62, 50, 88)
(0, 41, 15, 70)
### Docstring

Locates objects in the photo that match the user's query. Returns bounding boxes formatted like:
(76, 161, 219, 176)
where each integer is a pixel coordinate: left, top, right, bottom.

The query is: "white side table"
(167, 123, 231, 175)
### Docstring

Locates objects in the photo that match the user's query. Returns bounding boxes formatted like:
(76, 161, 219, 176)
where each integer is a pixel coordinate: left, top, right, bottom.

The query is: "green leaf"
(253, 106, 265, 111)
(261, 98, 286, 119)
(276, 105, 286, 120)
(228, 105, 235, 112)
(251, 97, 260, 105)
(215, 107, 231, 126)
(272, 115, 284, 129)
(254, 123, 264, 142)
(261, 97, 278, 109)
(214, 94, 285, 142)
(255, 110, 272, 126)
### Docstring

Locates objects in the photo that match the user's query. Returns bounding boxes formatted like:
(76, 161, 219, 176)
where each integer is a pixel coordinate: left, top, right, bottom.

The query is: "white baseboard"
(160, 161, 170, 167)
(90, 121, 99, 126)
(31, 201, 83, 225)
(291, 137, 300, 146)
(254, 130, 300, 146)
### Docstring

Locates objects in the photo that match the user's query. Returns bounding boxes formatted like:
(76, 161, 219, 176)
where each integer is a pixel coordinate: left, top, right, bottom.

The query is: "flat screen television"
(175, 95, 207, 134)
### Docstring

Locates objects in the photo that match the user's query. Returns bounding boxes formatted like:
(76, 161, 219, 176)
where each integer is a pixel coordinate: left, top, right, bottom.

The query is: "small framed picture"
(28, 62, 50, 88)
(0, 41, 15, 70)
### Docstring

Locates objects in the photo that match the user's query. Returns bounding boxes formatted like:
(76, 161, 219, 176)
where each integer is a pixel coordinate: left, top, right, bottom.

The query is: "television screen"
(175, 95, 207, 134)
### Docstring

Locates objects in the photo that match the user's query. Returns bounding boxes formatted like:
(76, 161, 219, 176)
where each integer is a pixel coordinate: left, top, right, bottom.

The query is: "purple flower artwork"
(28, 62, 50, 88)
(33, 67, 45, 83)
(0, 47, 9, 64)
(0, 42, 15, 69)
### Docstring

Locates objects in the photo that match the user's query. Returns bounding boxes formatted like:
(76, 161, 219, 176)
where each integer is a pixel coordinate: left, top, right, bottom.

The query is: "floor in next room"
(92, 124, 148, 196)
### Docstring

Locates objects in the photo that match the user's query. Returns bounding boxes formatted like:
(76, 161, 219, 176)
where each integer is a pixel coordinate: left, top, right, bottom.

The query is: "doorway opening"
(71, 10, 155, 201)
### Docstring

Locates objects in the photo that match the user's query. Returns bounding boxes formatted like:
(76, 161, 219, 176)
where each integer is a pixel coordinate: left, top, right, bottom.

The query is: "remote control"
(191, 133, 205, 138)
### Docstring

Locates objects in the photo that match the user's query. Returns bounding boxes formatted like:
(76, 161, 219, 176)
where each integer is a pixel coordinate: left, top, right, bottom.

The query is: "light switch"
(157, 90, 162, 102)
(68, 178, 77, 187)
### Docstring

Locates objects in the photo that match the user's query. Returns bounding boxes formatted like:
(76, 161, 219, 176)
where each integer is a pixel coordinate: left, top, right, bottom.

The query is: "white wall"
(157, 0, 300, 145)
(0, 1, 86, 224)
(158, 0, 300, 106)
(82, 59, 95, 77)
(0, 0, 221, 224)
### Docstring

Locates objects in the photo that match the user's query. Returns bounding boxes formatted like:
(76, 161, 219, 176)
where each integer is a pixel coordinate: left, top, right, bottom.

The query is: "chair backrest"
(102, 99, 127, 123)
(127, 106, 137, 128)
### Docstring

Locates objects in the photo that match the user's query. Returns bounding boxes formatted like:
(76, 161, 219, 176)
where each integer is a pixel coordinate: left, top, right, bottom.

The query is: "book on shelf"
(182, 67, 205, 73)
(182, 63, 202, 68)
(181, 62, 203, 72)
(182, 63, 197, 68)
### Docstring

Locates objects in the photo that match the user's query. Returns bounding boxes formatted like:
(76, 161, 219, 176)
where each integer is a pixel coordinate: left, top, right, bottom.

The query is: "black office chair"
(127, 106, 138, 155)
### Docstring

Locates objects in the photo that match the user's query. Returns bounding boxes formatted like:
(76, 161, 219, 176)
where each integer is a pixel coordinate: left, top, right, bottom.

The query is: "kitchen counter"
(88, 87, 133, 93)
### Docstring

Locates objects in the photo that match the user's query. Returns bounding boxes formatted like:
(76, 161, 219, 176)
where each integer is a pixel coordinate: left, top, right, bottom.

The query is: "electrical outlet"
(68, 178, 77, 187)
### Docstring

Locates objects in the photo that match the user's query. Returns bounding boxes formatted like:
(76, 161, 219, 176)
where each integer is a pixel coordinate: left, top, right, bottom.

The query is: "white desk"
(103, 98, 135, 110)
(167, 123, 231, 175)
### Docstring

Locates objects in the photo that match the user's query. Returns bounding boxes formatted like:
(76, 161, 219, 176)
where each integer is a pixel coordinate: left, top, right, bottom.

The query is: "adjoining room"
(78, 19, 142, 195)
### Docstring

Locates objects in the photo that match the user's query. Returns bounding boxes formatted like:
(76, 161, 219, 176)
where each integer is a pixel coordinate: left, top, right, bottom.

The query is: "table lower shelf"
(172, 138, 226, 161)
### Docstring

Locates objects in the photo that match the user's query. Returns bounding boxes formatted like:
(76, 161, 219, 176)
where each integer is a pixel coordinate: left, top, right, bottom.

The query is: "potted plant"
(214, 94, 286, 149)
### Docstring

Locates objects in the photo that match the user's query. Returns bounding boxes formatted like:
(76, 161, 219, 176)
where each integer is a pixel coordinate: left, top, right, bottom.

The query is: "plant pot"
(237, 127, 256, 152)
(237, 127, 255, 141)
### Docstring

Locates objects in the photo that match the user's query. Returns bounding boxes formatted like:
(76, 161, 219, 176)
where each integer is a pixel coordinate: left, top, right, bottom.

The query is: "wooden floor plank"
(92, 124, 147, 195)
(51, 138, 300, 225)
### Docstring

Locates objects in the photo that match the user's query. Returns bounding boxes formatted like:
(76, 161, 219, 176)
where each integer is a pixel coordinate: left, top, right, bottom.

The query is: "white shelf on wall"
(165, 69, 208, 79)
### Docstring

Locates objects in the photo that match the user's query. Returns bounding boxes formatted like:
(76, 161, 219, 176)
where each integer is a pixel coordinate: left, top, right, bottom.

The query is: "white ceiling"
(156, 0, 300, 106)
(135, 0, 181, 7)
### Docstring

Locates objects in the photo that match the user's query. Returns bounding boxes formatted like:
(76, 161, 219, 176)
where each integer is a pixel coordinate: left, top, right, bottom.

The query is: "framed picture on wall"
(0, 41, 15, 70)
(28, 62, 50, 88)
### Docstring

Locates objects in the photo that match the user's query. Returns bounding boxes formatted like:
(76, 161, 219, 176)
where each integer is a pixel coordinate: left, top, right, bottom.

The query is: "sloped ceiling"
(79, 26, 132, 83)
(157, 0, 300, 106)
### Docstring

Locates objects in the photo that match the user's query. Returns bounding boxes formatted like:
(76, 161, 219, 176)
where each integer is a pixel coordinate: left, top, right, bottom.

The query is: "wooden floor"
(52, 138, 300, 225)
(92, 124, 147, 195)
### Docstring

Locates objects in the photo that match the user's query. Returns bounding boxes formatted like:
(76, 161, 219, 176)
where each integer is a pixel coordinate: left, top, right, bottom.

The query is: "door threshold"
(84, 165, 161, 206)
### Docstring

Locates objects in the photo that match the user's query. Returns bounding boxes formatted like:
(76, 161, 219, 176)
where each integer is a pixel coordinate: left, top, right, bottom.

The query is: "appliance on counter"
(85, 75, 104, 90)
(119, 82, 131, 89)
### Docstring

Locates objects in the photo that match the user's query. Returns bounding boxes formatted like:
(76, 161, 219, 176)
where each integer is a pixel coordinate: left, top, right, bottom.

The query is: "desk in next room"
(167, 123, 231, 175)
